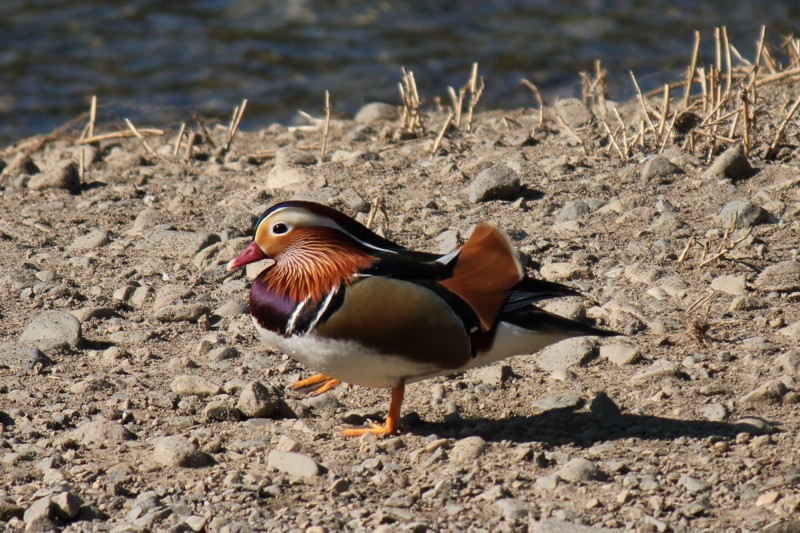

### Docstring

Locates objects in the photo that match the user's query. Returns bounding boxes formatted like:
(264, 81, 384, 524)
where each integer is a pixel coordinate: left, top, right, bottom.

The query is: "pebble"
(155, 303, 210, 323)
(556, 200, 590, 221)
(756, 491, 780, 507)
(556, 458, 607, 482)
(678, 475, 710, 493)
(338, 187, 369, 213)
(542, 300, 586, 321)
(153, 436, 213, 468)
(532, 394, 582, 411)
(170, 375, 222, 396)
(204, 401, 242, 422)
(734, 416, 772, 435)
(153, 284, 193, 310)
(598, 343, 640, 366)
(470, 365, 512, 386)
(554, 98, 593, 129)
(354, 102, 398, 124)
(533, 519, 616, 532)
(6, 153, 40, 176)
(740, 380, 788, 405)
(18, 310, 82, 350)
(214, 299, 249, 316)
(267, 450, 320, 478)
(28, 162, 81, 193)
(535, 475, 560, 491)
(642, 156, 683, 180)
(129, 208, 166, 234)
(467, 164, 521, 203)
(778, 321, 800, 340)
(1, 346, 54, 370)
(536, 337, 595, 373)
(718, 200, 770, 227)
(449, 436, 487, 463)
(703, 143, 755, 180)
(631, 359, 681, 383)
(67, 229, 110, 252)
(590, 392, 622, 423)
(434, 229, 459, 254)
(51, 491, 83, 520)
(23, 496, 56, 532)
(624, 262, 663, 284)
(539, 262, 591, 281)
(711, 274, 747, 296)
(237, 381, 281, 418)
(494, 498, 531, 521)
(70, 417, 136, 445)
(754, 260, 800, 293)
(206, 346, 239, 361)
(266, 163, 312, 191)
(701, 403, 728, 421)
(140, 229, 218, 257)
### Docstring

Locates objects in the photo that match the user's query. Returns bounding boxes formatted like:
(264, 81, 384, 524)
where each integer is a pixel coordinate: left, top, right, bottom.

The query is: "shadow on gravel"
(408, 407, 776, 445)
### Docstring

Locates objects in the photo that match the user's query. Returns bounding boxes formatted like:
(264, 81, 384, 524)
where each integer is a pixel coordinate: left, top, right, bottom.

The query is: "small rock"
(184, 515, 208, 532)
(214, 299, 249, 316)
(237, 382, 281, 418)
(153, 436, 213, 468)
(170, 375, 222, 396)
(631, 359, 681, 383)
(556, 200, 590, 221)
(711, 274, 747, 296)
(590, 392, 622, 423)
(6, 153, 40, 176)
(338, 187, 369, 213)
(155, 303, 210, 323)
(754, 260, 800, 293)
(678, 475, 710, 493)
(450, 436, 486, 463)
(740, 380, 788, 405)
(718, 200, 770, 227)
(206, 346, 239, 362)
(67, 229, 110, 252)
(598, 344, 640, 366)
(23, 496, 55, 531)
(0, 498, 24, 521)
(539, 262, 591, 281)
(494, 498, 531, 521)
(535, 475, 560, 491)
(536, 337, 595, 373)
(556, 458, 607, 482)
(467, 164, 521, 203)
(28, 162, 81, 194)
(554, 98, 593, 129)
(130, 208, 166, 234)
(779, 321, 800, 340)
(140, 229, 218, 258)
(471, 365, 512, 386)
(355, 102, 398, 124)
(756, 491, 780, 507)
(532, 394, 582, 411)
(70, 417, 136, 445)
(734, 416, 772, 435)
(267, 450, 320, 478)
(50, 491, 83, 520)
(642, 156, 683, 180)
(204, 401, 242, 422)
(703, 143, 755, 180)
(265, 164, 311, 191)
(701, 403, 728, 421)
(434, 229, 459, 254)
(19, 310, 82, 350)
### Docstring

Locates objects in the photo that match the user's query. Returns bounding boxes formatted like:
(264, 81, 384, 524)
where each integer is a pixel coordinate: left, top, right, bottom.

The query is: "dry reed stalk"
(656, 84, 670, 145)
(630, 71, 657, 139)
(173, 122, 186, 156)
(766, 95, 800, 159)
(715, 27, 722, 76)
(658, 111, 678, 153)
(193, 114, 216, 149)
(594, 59, 608, 117)
(683, 31, 701, 108)
(723, 27, 732, 95)
(79, 147, 86, 182)
(320, 91, 331, 160)
(447, 86, 463, 127)
(755, 66, 800, 86)
(366, 197, 388, 230)
(612, 107, 629, 156)
(581, 72, 590, 106)
(555, 112, 585, 152)
(399, 68, 423, 135)
(698, 67, 708, 112)
(686, 290, 715, 316)
(124, 119, 156, 155)
(222, 98, 248, 154)
(465, 63, 484, 132)
(677, 236, 696, 263)
(520, 78, 545, 129)
(184, 131, 197, 161)
(598, 116, 624, 159)
(430, 111, 454, 159)
(741, 91, 752, 156)
(88, 95, 97, 139)
(76, 128, 164, 145)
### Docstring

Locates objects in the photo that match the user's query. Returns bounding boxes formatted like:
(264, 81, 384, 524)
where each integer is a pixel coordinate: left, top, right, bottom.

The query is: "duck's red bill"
(226, 242, 268, 270)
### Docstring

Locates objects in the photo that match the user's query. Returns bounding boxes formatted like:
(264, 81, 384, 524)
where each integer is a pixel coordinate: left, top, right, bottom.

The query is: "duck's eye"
(272, 222, 289, 235)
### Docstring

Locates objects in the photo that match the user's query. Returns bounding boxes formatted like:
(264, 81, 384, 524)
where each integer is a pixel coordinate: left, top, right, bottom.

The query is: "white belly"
(254, 318, 578, 388)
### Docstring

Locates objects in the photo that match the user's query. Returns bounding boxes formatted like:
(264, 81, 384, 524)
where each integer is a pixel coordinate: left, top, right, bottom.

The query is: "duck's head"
(226, 200, 400, 271)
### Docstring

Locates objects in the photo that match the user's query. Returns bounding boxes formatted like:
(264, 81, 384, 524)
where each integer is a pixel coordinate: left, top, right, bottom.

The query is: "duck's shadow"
(403, 407, 774, 445)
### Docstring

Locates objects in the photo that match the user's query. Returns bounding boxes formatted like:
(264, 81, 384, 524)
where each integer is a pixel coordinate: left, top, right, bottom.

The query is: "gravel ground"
(1, 74, 799, 532)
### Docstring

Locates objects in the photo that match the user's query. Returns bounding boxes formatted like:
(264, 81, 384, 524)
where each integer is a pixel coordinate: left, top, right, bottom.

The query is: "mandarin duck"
(227, 200, 615, 436)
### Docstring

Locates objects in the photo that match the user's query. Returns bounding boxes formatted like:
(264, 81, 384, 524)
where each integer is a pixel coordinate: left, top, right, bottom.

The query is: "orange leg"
(289, 373, 342, 396)
(342, 385, 405, 437)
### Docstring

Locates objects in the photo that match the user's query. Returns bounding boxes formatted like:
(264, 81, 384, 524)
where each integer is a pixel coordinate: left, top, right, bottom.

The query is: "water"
(1, 0, 798, 144)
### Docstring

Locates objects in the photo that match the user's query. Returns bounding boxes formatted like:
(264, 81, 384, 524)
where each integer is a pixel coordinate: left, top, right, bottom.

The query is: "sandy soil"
(1, 72, 799, 532)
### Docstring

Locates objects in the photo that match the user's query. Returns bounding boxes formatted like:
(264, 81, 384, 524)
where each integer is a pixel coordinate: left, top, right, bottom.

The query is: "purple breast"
(249, 277, 300, 335)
